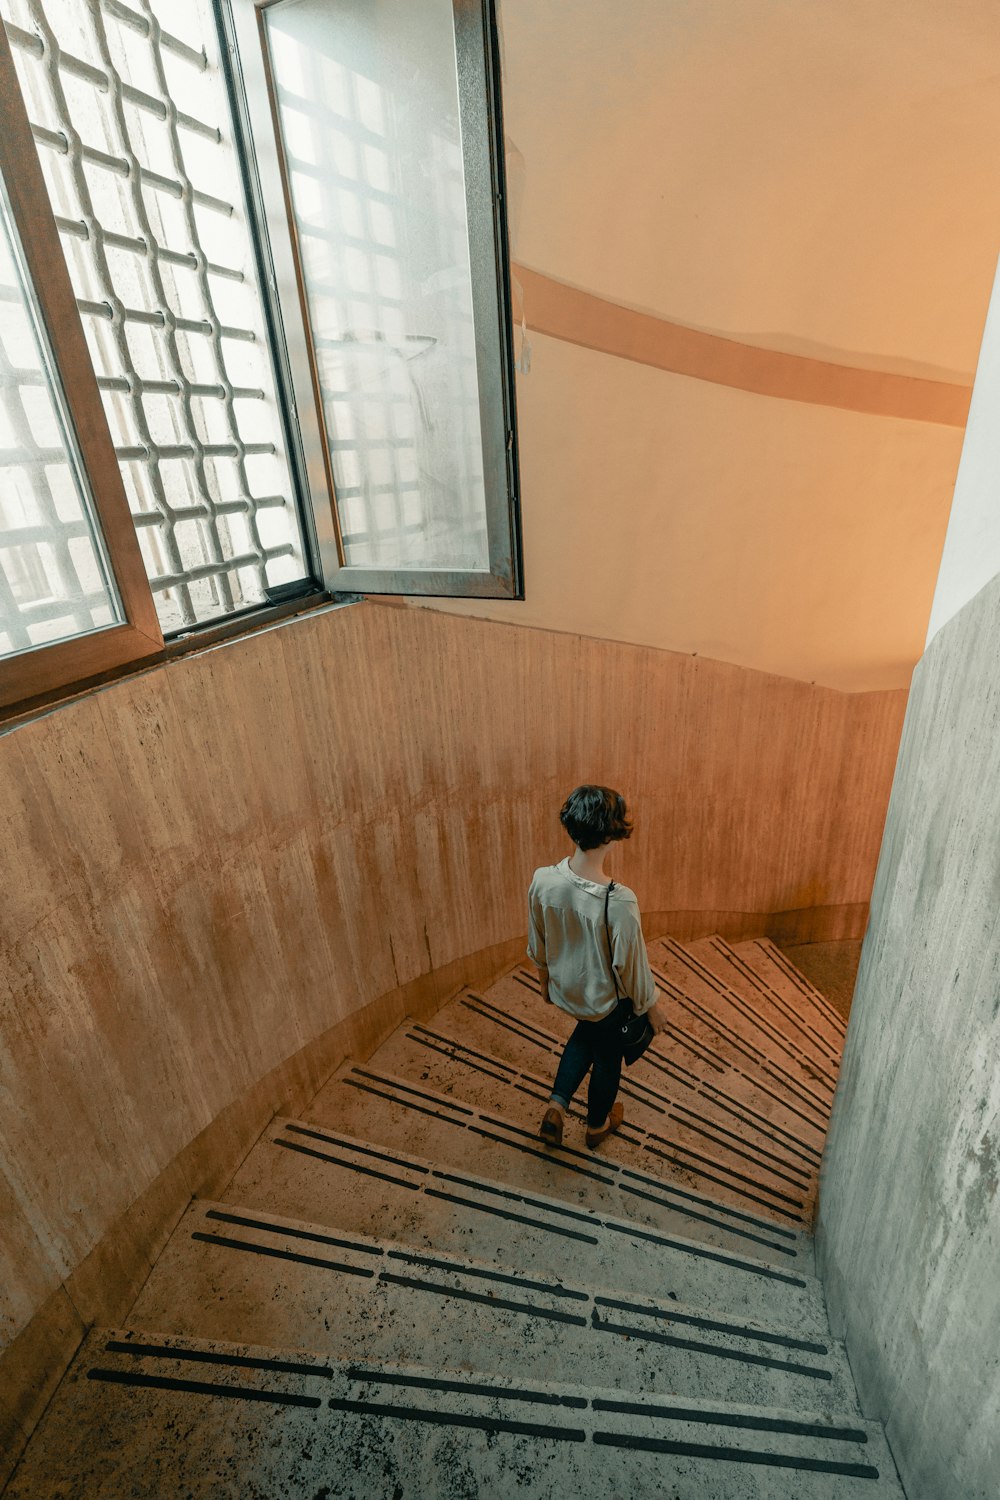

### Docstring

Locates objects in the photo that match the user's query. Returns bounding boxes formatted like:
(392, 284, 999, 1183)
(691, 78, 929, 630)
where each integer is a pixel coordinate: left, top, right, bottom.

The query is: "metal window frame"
(217, 0, 523, 600)
(0, 19, 163, 711)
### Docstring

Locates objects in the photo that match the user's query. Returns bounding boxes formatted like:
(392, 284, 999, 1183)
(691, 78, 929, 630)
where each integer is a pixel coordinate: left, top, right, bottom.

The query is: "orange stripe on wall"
(513, 263, 972, 427)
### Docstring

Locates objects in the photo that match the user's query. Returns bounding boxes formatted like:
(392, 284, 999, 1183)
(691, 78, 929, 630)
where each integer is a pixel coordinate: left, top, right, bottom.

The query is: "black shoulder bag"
(604, 882, 655, 1066)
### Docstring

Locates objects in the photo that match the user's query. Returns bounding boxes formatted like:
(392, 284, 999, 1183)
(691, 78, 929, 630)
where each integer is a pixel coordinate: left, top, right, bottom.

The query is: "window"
(222, 0, 521, 597)
(0, 15, 161, 708)
(0, 0, 520, 710)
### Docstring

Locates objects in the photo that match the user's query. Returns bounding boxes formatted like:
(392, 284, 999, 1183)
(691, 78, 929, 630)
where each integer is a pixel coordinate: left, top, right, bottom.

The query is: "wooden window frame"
(0, 21, 162, 712)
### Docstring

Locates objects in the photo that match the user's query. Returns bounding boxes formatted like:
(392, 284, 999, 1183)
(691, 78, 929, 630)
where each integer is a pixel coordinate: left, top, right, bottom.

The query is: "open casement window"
(0, 20, 162, 709)
(221, 0, 522, 599)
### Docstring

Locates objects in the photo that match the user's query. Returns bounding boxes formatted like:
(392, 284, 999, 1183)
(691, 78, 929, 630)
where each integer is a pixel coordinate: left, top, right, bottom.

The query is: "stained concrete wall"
(817, 557, 1000, 1496)
(1, 598, 905, 1480)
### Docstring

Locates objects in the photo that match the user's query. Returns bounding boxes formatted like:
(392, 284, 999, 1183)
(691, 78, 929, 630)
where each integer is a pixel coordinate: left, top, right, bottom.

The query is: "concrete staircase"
(5, 940, 903, 1498)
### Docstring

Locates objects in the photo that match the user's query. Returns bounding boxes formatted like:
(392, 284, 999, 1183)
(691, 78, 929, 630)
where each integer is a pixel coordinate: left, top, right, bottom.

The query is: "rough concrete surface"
(819, 571, 1000, 1499)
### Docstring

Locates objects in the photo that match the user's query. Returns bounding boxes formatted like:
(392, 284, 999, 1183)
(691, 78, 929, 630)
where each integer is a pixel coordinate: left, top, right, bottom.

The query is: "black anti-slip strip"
(591, 1398, 866, 1442)
(673, 995, 833, 1115)
(273, 1136, 420, 1190)
(591, 1296, 827, 1353)
(430, 1170, 599, 1225)
(463, 1003, 558, 1053)
(346, 1367, 587, 1408)
(613, 1181, 795, 1256)
(378, 1272, 589, 1327)
(352, 1068, 474, 1115)
(191, 1231, 376, 1278)
(104, 1340, 332, 1379)
(385, 1249, 589, 1300)
(329, 1397, 586, 1443)
(642, 1050, 702, 1087)
(660, 1024, 727, 1074)
(695, 1081, 822, 1163)
(87, 1368, 319, 1409)
(641, 1144, 805, 1218)
(663, 1111, 811, 1185)
(203, 1209, 382, 1257)
(590, 1312, 831, 1380)
(413, 1026, 519, 1076)
(592, 1432, 878, 1478)
(424, 1188, 599, 1245)
(604, 1221, 807, 1286)
(480, 1113, 604, 1165)
(616, 1161, 800, 1236)
(644, 1134, 809, 1206)
(343, 1078, 448, 1123)
(283, 1123, 429, 1175)
(466, 1124, 613, 1184)
(410, 1033, 515, 1087)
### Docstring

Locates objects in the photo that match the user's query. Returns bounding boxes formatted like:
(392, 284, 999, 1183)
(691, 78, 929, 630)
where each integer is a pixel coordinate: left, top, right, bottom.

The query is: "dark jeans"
(550, 1009, 622, 1128)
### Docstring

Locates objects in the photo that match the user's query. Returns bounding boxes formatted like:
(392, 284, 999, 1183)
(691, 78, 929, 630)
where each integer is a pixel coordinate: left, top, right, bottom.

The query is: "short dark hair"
(559, 785, 633, 851)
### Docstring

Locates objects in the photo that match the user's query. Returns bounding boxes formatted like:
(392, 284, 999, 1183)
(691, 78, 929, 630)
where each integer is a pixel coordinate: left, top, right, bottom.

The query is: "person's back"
(527, 785, 665, 1150)
(528, 858, 655, 1020)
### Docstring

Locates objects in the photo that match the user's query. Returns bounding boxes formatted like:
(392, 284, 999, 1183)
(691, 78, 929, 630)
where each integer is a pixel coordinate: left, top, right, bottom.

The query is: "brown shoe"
(539, 1107, 564, 1147)
(586, 1101, 624, 1149)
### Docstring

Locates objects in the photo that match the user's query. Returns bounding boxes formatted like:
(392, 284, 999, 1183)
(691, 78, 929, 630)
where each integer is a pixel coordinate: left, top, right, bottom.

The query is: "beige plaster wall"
(416, 0, 1000, 689)
(1, 600, 905, 1475)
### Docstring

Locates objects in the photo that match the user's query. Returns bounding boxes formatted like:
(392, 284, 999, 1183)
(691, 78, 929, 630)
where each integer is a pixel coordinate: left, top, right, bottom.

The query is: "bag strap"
(604, 881, 622, 1001)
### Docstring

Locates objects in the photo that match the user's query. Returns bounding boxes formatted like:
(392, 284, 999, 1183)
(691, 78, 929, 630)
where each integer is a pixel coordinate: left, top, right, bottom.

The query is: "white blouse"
(526, 858, 658, 1021)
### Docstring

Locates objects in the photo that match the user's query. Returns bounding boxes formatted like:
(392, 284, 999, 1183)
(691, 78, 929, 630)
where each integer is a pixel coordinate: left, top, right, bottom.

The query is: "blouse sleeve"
(611, 897, 658, 1015)
(527, 876, 547, 967)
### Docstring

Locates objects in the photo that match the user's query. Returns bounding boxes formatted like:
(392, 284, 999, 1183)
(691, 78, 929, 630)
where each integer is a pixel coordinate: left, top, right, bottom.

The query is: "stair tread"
(305, 1061, 815, 1268)
(732, 939, 849, 1037)
(127, 1197, 857, 1414)
(652, 936, 843, 1080)
(390, 1005, 819, 1224)
(483, 965, 832, 1145)
(224, 1117, 828, 1332)
(5, 1327, 904, 1499)
(687, 935, 846, 1057)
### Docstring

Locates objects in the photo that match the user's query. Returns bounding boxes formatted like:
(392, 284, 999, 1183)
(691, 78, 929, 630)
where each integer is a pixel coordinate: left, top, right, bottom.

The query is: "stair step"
(449, 987, 824, 1180)
(304, 1063, 815, 1267)
(127, 1198, 857, 1414)
(371, 1018, 816, 1227)
(482, 966, 830, 1147)
(688, 935, 846, 1061)
(648, 953, 836, 1124)
(653, 936, 842, 1080)
(225, 1118, 827, 1331)
(5, 1330, 903, 1499)
(734, 939, 850, 1038)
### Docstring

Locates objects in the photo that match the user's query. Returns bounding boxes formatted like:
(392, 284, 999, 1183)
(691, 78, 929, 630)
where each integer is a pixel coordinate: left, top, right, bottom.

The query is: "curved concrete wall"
(1, 600, 904, 1472)
(818, 574, 1000, 1498)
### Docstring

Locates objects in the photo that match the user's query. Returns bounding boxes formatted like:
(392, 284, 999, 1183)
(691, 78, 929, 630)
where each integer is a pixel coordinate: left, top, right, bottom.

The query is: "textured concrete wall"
(818, 572, 1000, 1499)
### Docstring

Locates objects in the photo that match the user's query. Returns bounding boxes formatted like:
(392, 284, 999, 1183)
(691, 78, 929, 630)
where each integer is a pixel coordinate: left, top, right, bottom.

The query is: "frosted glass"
(266, 0, 489, 572)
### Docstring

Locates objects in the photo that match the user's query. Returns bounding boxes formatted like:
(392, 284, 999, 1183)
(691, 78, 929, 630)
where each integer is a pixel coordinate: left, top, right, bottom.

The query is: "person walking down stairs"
(529, 785, 668, 1150)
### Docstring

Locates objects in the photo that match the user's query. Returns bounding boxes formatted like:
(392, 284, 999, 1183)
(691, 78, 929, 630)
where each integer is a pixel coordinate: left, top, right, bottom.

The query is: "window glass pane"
(0, 176, 123, 660)
(2, 0, 309, 633)
(264, 0, 489, 572)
